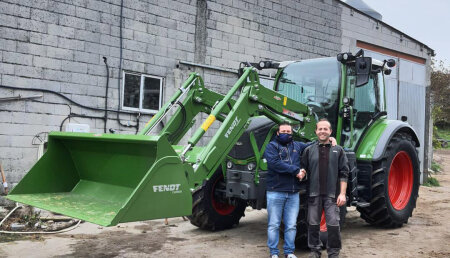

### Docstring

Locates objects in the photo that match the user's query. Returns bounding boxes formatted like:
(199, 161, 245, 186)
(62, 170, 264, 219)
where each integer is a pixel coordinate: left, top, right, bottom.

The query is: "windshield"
(276, 58, 341, 132)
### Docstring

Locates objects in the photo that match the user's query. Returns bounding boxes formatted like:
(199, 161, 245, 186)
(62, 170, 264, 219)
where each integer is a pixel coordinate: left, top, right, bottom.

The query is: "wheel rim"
(388, 151, 413, 210)
(211, 175, 236, 215)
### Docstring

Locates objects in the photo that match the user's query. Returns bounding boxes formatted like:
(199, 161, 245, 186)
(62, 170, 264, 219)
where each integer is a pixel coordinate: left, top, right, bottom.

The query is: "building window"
(122, 72, 163, 113)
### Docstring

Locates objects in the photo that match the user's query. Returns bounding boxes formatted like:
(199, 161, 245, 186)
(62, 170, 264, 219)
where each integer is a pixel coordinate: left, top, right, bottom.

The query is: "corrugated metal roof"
(343, 0, 382, 20)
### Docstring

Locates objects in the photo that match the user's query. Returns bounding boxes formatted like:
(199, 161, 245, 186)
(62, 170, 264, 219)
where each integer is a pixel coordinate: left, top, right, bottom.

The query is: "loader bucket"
(7, 132, 192, 226)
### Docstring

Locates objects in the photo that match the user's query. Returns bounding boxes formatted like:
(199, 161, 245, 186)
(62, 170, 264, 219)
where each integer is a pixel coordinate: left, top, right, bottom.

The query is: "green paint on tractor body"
(8, 132, 192, 226)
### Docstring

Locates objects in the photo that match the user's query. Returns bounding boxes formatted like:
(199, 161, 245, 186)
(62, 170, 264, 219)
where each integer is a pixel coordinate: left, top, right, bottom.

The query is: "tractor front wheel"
(358, 133, 420, 227)
(188, 169, 246, 231)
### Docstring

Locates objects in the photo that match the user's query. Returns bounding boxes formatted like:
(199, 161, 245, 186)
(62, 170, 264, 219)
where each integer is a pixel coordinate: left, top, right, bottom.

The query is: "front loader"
(7, 65, 317, 226)
(7, 50, 420, 247)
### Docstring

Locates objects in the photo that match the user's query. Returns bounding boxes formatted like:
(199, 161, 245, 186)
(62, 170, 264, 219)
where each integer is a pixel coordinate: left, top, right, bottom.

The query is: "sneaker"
(270, 255, 279, 258)
(285, 254, 297, 258)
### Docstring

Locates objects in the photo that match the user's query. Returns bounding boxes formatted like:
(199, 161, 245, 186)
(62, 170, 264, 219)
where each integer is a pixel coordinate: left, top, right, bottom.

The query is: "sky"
(364, 0, 450, 68)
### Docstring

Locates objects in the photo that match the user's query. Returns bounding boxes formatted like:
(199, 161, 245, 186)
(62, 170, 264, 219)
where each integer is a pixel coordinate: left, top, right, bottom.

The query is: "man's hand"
(336, 193, 346, 207)
(329, 137, 337, 146)
(297, 169, 306, 180)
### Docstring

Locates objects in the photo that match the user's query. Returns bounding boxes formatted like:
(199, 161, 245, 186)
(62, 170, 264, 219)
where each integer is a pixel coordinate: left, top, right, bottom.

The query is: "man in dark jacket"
(300, 119, 349, 258)
(263, 122, 336, 258)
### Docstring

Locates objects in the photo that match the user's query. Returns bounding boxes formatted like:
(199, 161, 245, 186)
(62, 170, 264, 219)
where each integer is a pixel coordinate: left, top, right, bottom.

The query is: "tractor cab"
(275, 51, 395, 149)
(275, 57, 341, 136)
(340, 58, 388, 149)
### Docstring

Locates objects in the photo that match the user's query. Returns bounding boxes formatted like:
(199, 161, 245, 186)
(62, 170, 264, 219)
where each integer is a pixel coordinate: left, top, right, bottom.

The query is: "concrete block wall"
(0, 0, 342, 187)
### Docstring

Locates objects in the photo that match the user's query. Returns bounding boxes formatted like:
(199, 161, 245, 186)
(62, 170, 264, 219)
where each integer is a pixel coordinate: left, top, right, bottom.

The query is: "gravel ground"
(0, 150, 449, 257)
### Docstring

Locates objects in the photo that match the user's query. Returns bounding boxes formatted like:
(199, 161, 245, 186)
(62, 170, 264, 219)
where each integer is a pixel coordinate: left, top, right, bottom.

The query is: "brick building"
(0, 0, 433, 190)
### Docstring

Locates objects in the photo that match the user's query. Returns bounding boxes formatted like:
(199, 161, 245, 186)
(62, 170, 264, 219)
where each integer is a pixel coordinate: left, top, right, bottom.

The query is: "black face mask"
(277, 133, 293, 145)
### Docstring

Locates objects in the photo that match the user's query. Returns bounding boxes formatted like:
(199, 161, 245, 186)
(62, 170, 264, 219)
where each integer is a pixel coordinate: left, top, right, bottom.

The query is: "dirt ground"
(1, 150, 449, 258)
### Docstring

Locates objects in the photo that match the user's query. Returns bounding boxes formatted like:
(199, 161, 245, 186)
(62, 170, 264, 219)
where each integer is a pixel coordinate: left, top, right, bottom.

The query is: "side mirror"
(355, 57, 372, 87)
(386, 59, 396, 68)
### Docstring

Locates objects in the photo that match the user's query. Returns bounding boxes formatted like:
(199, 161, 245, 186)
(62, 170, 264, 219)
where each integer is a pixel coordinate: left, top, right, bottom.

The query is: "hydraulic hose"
(59, 114, 106, 132)
(0, 203, 82, 234)
(0, 85, 141, 134)
(0, 203, 19, 228)
(167, 101, 187, 143)
(0, 85, 133, 114)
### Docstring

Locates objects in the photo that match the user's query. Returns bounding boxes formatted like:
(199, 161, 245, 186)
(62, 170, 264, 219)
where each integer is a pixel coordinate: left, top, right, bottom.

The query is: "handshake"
(296, 169, 307, 181)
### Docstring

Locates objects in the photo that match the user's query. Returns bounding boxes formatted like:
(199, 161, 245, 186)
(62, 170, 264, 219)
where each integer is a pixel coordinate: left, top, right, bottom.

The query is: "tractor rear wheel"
(188, 169, 246, 231)
(357, 133, 420, 227)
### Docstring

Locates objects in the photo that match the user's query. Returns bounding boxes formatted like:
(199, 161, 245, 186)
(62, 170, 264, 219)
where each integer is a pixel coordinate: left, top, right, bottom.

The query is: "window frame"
(121, 71, 163, 114)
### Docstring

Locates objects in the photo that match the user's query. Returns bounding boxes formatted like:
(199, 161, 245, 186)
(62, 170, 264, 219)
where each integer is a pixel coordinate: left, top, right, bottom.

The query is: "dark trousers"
(308, 196, 341, 257)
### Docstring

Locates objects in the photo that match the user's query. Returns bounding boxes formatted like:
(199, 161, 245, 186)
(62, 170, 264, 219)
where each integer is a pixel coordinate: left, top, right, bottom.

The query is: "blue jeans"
(267, 191, 300, 255)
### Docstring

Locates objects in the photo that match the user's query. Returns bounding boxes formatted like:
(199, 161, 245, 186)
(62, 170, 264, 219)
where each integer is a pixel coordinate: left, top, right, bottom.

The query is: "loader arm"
(138, 73, 235, 144)
(7, 67, 316, 226)
(182, 67, 317, 186)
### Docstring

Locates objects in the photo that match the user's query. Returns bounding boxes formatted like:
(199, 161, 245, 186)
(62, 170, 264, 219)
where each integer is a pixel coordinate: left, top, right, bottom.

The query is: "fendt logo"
(224, 116, 241, 138)
(153, 184, 182, 194)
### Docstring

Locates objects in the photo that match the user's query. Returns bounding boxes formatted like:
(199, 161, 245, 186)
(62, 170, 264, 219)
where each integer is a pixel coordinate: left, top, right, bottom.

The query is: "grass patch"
(434, 127, 450, 149)
(436, 127, 450, 140)
(424, 176, 440, 187)
(431, 161, 442, 172)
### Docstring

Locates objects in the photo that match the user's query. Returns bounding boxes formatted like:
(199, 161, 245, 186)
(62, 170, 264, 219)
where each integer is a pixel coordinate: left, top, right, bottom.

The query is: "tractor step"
(356, 201, 370, 208)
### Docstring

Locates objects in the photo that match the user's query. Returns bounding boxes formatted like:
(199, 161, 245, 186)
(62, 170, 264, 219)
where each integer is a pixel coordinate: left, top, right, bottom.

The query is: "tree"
(430, 59, 450, 127)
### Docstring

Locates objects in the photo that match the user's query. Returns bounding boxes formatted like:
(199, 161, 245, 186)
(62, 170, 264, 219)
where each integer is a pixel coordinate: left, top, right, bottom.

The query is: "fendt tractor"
(7, 50, 420, 246)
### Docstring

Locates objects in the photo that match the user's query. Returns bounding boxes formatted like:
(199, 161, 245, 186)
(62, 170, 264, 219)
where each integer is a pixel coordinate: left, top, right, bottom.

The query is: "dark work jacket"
(264, 139, 312, 192)
(301, 142, 349, 198)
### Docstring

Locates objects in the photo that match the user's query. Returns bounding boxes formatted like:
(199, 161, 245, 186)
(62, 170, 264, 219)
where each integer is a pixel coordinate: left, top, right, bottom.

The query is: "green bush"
(433, 126, 450, 149)
(424, 176, 440, 187)
(431, 161, 442, 172)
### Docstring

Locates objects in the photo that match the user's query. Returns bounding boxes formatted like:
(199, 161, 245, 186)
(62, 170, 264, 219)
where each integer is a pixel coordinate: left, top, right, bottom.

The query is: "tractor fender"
(371, 120, 420, 161)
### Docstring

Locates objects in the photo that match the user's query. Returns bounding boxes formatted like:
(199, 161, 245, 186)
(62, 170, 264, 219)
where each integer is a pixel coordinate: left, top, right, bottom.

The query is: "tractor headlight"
(259, 61, 266, 68)
(227, 161, 233, 169)
(343, 53, 349, 60)
(247, 162, 256, 171)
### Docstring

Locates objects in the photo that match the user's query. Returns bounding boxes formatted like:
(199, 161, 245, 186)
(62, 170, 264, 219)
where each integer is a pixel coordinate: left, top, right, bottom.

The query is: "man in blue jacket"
(264, 122, 335, 258)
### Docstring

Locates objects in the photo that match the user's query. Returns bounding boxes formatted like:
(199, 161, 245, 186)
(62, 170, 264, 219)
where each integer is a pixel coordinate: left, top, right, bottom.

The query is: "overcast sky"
(365, 0, 450, 68)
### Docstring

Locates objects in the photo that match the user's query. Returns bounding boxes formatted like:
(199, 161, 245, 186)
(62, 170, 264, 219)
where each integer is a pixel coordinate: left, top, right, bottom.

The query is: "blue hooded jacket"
(263, 137, 312, 192)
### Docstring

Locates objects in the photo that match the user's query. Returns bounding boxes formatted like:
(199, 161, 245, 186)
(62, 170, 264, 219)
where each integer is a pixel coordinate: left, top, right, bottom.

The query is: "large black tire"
(188, 169, 246, 231)
(296, 193, 309, 248)
(357, 133, 420, 227)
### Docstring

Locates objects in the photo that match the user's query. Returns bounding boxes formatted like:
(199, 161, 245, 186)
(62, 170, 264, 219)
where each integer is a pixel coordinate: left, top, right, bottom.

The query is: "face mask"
(277, 133, 293, 144)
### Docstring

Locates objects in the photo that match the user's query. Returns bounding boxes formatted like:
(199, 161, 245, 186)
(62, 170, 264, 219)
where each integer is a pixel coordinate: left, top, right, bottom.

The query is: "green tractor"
(7, 50, 420, 246)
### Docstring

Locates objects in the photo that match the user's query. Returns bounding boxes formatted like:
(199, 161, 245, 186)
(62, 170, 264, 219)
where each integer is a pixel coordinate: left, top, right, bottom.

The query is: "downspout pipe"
(103, 56, 109, 133)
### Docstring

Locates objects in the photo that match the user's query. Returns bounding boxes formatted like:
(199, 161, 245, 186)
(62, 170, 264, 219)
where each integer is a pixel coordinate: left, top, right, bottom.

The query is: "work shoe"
(270, 255, 279, 258)
(285, 254, 297, 258)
